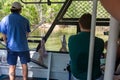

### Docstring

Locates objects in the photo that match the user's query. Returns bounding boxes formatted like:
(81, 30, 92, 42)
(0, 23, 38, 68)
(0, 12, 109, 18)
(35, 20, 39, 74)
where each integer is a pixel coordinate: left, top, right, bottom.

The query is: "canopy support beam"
(104, 16, 120, 80)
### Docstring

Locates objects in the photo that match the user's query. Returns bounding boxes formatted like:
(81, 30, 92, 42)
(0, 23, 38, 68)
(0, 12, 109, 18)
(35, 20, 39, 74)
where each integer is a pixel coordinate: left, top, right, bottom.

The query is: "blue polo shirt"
(1, 13, 31, 51)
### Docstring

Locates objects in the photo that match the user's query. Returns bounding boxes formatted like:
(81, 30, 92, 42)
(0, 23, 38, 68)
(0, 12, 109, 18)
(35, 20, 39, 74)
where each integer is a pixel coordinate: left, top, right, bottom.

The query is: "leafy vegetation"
(0, 0, 39, 25)
(0, 0, 109, 51)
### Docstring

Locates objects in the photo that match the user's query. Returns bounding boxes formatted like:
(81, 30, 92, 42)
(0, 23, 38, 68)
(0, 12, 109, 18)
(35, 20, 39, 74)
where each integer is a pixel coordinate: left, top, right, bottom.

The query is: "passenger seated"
(68, 13, 104, 80)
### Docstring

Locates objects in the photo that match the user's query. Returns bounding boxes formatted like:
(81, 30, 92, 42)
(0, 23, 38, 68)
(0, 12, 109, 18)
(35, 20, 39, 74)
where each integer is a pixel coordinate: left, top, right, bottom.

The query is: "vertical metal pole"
(47, 53, 52, 80)
(87, 0, 98, 80)
(104, 16, 120, 80)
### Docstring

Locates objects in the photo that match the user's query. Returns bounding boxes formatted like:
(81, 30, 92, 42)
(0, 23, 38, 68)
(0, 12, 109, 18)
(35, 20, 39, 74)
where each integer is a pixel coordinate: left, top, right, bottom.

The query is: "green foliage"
(0, 0, 109, 24)
(41, 4, 62, 23)
(0, 0, 109, 51)
(22, 4, 39, 24)
(0, 0, 39, 25)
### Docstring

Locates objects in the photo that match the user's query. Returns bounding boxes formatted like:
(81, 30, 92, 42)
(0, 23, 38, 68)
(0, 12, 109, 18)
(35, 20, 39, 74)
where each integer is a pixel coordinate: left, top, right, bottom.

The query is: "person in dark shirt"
(68, 13, 104, 80)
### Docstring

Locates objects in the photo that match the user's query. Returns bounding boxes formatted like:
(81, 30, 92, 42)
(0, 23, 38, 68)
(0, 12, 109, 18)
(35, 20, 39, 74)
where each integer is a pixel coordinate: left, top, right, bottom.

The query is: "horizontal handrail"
(20, 0, 64, 5)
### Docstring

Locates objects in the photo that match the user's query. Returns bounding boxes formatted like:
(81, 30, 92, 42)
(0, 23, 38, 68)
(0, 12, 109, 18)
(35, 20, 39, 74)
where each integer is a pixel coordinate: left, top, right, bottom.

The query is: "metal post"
(87, 0, 98, 80)
(104, 16, 120, 80)
(47, 53, 52, 80)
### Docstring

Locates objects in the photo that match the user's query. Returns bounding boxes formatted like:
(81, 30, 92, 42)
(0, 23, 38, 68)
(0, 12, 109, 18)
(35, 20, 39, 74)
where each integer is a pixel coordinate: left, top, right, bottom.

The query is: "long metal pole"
(104, 16, 120, 80)
(87, 0, 98, 80)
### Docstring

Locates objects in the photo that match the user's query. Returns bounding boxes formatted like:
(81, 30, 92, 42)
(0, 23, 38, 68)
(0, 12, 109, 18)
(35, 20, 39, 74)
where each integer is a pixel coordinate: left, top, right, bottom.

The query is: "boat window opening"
(0, 0, 110, 52)
(95, 26, 109, 54)
(0, 26, 110, 51)
(28, 23, 49, 50)
(27, 3, 63, 50)
(95, 26, 109, 42)
(27, 25, 110, 52)
(45, 25, 76, 52)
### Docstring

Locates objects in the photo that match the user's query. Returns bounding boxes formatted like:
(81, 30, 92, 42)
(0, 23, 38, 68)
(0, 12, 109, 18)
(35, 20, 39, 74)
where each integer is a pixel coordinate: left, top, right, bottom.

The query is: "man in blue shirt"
(1, 2, 31, 80)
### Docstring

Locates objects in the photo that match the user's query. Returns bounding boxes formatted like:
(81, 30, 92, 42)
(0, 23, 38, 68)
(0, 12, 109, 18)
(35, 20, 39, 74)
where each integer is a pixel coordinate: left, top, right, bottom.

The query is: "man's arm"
(26, 32, 29, 38)
(2, 34, 7, 44)
(100, 0, 120, 21)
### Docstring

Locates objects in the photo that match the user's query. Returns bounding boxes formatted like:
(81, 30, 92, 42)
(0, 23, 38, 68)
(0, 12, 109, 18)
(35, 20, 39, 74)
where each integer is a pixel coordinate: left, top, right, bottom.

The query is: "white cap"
(11, 2, 22, 10)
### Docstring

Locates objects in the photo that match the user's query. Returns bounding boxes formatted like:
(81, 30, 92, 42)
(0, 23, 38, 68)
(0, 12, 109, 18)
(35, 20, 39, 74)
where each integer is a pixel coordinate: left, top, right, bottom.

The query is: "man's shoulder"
(95, 37, 104, 47)
(18, 15, 29, 24)
(95, 37, 104, 42)
(20, 15, 28, 20)
(2, 15, 9, 19)
(69, 34, 78, 40)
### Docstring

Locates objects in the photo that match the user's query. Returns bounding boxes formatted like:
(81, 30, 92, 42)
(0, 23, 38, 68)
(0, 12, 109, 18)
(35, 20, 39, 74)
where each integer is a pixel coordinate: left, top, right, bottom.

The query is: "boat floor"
(0, 75, 55, 80)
